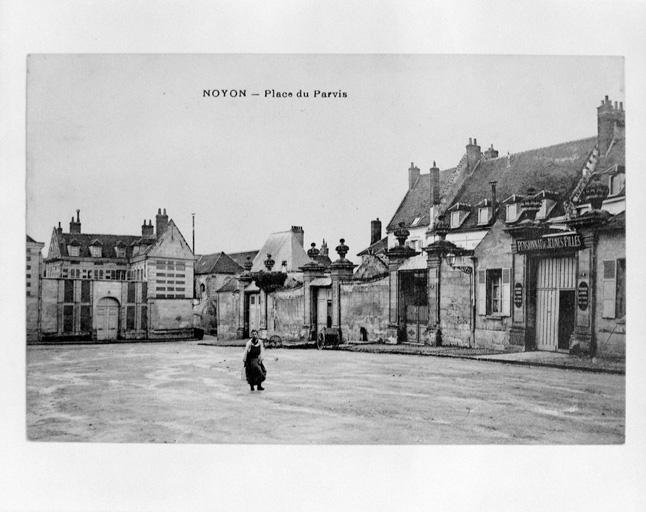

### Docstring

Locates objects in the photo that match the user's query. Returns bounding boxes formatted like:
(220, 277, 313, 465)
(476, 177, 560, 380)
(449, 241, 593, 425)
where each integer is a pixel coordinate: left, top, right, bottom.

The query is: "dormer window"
(477, 207, 490, 225)
(89, 240, 103, 258)
(533, 191, 558, 220)
(115, 242, 126, 258)
(448, 203, 471, 229)
(536, 200, 548, 219)
(411, 217, 422, 227)
(506, 203, 518, 222)
(450, 211, 460, 228)
(609, 173, 625, 196)
(67, 239, 80, 257)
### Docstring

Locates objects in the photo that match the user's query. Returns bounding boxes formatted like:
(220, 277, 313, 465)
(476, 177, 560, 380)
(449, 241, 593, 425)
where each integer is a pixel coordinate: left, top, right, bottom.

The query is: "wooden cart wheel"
(316, 332, 325, 350)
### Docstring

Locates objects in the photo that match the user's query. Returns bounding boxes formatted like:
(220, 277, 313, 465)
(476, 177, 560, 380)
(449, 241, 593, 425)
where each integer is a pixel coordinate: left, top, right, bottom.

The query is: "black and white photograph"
(25, 53, 627, 445)
(3, 2, 646, 512)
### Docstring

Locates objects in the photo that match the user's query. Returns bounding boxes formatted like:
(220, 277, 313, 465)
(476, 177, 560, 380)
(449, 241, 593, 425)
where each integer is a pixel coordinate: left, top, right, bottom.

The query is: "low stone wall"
(269, 286, 304, 341)
(340, 276, 389, 342)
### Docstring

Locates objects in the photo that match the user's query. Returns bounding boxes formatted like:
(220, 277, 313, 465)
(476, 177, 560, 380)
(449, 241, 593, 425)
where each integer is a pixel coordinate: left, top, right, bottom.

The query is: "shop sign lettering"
(516, 234, 582, 254)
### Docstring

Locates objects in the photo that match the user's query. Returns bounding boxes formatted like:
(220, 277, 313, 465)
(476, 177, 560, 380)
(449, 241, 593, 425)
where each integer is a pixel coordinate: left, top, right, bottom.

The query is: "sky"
(27, 54, 624, 258)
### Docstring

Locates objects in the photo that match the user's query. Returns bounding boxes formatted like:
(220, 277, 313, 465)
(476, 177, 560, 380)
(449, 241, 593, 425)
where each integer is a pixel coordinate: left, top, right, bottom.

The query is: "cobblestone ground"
(26, 342, 625, 444)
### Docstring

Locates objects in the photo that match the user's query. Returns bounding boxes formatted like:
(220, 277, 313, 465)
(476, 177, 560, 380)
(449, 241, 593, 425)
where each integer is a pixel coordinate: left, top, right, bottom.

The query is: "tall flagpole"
(192, 213, 195, 254)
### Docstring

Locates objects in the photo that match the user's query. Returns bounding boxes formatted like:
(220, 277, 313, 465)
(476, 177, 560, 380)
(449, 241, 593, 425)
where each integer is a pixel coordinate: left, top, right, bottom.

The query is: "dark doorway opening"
(558, 290, 575, 351)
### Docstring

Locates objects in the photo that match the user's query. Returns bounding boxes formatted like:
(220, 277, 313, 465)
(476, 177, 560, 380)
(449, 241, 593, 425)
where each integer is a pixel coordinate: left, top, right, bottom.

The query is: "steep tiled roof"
(598, 138, 625, 171)
(228, 250, 259, 267)
(26, 235, 40, 244)
(387, 169, 454, 231)
(357, 236, 388, 257)
(194, 252, 242, 275)
(451, 137, 597, 231)
(216, 276, 239, 293)
(251, 231, 311, 272)
(52, 232, 148, 259)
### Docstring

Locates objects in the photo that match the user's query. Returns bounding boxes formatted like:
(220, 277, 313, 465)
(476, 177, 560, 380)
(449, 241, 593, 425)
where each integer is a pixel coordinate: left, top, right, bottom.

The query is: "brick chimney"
(156, 208, 169, 236)
(466, 138, 482, 171)
(69, 209, 81, 234)
(142, 219, 154, 237)
(56, 222, 63, 235)
(370, 218, 382, 245)
(291, 226, 304, 247)
(429, 161, 440, 206)
(484, 144, 499, 159)
(408, 162, 420, 190)
(597, 95, 625, 156)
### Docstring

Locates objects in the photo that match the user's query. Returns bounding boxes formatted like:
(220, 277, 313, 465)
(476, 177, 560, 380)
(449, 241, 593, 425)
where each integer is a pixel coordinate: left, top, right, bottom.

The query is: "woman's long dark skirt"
(245, 358, 266, 386)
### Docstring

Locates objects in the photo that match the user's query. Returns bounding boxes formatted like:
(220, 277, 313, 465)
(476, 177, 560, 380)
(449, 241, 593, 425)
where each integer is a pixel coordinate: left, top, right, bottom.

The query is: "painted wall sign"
(514, 283, 523, 308)
(516, 233, 583, 254)
(578, 281, 589, 311)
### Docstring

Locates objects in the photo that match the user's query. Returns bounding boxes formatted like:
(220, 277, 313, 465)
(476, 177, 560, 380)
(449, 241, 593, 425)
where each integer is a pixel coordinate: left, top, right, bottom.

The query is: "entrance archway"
(96, 297, 120, 340)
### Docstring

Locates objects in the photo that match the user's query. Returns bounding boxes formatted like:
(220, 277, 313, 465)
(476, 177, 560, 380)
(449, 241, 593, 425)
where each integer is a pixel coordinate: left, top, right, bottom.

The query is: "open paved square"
(27, 342, 625, 444)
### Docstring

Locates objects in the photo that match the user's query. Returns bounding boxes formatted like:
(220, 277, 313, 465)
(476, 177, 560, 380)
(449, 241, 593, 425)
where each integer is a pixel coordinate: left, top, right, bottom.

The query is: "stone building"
(36, 208, 195, 342)
(384, 96, 625, 357)
(26, 235, 45, 342)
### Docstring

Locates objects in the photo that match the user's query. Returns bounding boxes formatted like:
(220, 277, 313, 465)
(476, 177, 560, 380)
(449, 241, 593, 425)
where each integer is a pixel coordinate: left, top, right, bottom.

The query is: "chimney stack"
(466, 138, 482, 170)
(142, 219, 154, 237)
(370, 218, 382, 246)
(69, 209, 81, 234)
(490, 181, 497, 222)
(429, 161, 440, 206)
(156, 208, 169, 236)
(56, 222, 63, 235)
(484, 144, 499, 159)
(291, 226, 304, 247)
(597, 95, 625, 155)
(408, 162, 420, 190)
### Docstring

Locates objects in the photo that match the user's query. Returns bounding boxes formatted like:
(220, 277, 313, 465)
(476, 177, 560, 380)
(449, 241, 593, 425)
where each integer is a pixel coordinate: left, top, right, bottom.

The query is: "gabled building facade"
(36, 208, 195, 343)
(383, 96, 626, 357)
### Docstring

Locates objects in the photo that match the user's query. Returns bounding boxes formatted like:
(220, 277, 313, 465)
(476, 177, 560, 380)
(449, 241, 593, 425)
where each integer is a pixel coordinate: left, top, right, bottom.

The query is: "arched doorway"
(96, 297, 120, 340)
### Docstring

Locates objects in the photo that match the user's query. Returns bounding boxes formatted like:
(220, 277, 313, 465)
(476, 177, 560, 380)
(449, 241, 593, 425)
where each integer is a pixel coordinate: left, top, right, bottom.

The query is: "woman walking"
(243, 330, 267, 391)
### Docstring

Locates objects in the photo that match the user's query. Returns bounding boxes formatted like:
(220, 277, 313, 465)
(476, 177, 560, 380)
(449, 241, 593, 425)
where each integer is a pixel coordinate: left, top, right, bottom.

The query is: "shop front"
(509, 230, 590, 354)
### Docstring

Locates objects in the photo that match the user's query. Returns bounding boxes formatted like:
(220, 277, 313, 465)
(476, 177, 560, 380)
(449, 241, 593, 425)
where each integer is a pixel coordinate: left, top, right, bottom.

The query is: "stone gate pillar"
(385, 223, 417, 343)
(237, 256, 254, 339)
(299, 243, 327, 341)
(330, 239, 355, 341)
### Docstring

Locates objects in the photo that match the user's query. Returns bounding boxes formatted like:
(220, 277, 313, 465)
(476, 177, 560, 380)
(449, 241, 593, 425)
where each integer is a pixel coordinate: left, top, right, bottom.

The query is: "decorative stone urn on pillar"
(299, 243, 327, 341)
(329, 239, 356, 342)
(385, 222, 418, 344)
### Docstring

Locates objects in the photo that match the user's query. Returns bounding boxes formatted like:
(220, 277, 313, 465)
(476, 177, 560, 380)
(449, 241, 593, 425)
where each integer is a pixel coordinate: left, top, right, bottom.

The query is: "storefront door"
(535, 257, 576, 351)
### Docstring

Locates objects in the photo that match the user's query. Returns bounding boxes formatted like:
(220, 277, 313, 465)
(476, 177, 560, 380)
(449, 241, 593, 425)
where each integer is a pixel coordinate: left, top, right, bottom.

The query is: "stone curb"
(198, 342, 625, 375)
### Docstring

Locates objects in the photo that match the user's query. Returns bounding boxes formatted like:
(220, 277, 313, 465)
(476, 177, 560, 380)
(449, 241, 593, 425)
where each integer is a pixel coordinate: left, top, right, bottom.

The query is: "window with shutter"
(501, 268, 511, 316)
(616, 259, 626, 318)
(602, 260, 616, 318)
(477, 270, 486, 315)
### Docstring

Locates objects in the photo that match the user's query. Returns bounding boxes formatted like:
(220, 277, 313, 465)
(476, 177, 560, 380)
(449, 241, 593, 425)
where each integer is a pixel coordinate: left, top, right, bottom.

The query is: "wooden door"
(248, 293, 261, 334)
(400, 270, 428, 344)
(96, 297, 119, 340)
(315, 287, 331, 337)
(535, 257, 576, 351)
